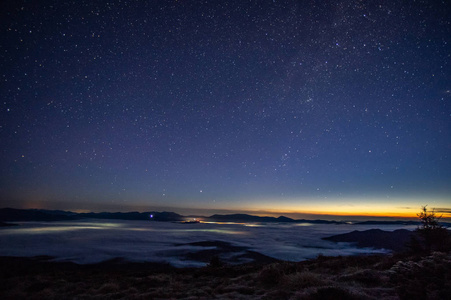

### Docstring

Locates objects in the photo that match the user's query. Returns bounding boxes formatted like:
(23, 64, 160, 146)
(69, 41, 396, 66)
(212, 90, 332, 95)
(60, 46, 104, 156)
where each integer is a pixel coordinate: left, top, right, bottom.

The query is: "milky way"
(1, 1, 450, 216)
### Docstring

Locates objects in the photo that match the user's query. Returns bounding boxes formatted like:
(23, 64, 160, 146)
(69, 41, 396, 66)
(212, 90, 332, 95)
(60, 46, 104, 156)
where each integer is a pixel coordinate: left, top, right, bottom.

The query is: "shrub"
(414, 206, 451, 253)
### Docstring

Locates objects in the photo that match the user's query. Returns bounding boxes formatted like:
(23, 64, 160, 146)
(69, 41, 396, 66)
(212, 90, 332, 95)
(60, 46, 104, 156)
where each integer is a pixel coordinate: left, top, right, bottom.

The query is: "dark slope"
(323, 229, 416, 252)
(0, 208, 78, 222)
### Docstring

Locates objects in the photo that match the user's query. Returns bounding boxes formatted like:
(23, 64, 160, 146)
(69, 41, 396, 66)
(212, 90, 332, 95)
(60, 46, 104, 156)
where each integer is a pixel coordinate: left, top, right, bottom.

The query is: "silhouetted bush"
(413, 206, 451, 253)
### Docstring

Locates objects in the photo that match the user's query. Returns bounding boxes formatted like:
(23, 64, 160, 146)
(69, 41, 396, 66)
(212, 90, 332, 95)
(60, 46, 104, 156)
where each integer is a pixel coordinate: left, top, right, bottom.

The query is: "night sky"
(1, 1, 450, 218)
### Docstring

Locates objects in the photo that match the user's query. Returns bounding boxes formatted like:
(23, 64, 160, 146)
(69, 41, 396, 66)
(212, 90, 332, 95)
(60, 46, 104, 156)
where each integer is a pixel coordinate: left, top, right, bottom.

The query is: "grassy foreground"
(1, 252, 450, 299)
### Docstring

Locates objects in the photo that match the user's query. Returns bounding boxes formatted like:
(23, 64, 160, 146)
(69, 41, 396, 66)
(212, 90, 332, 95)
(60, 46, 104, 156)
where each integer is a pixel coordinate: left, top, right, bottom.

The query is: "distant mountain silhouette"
(3, 208, 448, 227)
(0, 208, 78, 222)
(0, 209, 342, 223)
(0, 208, 184, 222)
(207, 214, 292, 223)
(80, 211, 184, 221)
(354, 220, 420, 226)
(205, 214, 345, 224)
(323, 229, 416, 252)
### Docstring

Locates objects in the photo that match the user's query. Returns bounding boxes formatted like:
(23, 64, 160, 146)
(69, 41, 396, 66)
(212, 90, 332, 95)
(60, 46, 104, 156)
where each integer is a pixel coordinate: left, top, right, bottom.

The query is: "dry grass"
(1, 252, 450, 299)
(282, 271, 329, 290)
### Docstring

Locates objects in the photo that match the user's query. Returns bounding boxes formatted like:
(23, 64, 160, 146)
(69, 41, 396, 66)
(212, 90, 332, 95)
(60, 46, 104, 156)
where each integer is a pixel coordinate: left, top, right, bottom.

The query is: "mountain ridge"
(0, 207, 442, 226)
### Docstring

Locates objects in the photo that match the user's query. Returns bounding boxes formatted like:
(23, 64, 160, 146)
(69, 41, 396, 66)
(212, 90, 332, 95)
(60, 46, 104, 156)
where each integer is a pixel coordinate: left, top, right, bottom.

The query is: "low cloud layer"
(0, 220, 416, 267)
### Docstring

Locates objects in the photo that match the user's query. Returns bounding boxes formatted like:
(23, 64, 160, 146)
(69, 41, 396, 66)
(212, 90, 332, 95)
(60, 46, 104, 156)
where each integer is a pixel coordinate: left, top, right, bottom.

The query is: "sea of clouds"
(0, 220, 417, 267)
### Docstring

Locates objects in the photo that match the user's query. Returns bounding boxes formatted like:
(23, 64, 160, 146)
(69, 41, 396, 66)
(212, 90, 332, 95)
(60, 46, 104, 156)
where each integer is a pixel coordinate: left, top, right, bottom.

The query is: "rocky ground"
(1, 251, 450, 299)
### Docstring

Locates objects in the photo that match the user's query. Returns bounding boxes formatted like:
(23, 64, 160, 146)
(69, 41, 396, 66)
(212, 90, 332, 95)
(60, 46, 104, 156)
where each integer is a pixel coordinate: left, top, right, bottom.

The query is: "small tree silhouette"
(417, 205, 443, 231)
(415, 206, 450, 253)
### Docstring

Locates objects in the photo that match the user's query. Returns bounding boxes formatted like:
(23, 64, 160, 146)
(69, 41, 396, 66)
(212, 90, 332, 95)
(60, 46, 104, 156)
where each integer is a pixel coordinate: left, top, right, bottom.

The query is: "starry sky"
(1, 0, 450, 218)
